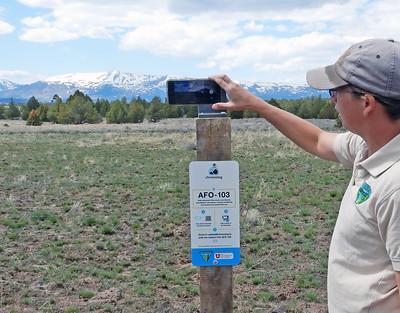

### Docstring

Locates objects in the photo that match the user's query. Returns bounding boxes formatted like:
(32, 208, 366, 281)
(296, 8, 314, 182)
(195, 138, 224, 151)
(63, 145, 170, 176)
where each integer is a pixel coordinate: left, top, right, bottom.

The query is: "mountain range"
(0, 70, 326, 104)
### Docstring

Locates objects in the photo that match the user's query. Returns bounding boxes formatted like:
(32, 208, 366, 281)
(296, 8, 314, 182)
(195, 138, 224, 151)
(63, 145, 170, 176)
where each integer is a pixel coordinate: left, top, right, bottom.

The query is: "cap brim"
(306, 64, 348, 90)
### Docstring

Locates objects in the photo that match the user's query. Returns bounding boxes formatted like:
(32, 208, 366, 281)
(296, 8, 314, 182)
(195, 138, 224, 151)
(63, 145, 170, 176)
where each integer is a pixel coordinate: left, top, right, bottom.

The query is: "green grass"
(78, 289, 96, 299)
(0, 127, 349, 312)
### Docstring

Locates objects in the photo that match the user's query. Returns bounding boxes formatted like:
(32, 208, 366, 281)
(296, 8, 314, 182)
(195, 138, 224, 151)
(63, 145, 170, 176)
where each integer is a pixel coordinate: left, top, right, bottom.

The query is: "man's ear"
(362, 94, 377, 117)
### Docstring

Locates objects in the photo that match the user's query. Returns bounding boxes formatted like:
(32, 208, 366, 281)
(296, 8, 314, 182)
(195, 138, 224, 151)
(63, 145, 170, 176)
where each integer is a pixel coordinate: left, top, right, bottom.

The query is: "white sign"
(189, 161, 240, 266)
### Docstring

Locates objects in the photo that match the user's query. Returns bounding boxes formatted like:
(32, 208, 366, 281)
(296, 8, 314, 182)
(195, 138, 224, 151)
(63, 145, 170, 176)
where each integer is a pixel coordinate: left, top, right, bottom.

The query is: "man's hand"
(209, 74, 263, 112)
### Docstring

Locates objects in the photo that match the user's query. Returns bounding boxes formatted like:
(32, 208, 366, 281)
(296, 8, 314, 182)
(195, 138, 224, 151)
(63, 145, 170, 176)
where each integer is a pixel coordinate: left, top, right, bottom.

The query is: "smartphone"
(167, 79, 228, 105)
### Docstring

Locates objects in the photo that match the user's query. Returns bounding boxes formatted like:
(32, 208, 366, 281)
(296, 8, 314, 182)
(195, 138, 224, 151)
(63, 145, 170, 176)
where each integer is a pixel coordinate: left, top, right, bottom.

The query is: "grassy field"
(0, 119, 350, 313)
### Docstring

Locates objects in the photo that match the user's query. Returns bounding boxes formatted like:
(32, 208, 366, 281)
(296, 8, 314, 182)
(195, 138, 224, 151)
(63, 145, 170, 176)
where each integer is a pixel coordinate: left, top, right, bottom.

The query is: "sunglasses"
(328, 89, 338, 97)
(328, 86, 365, 98)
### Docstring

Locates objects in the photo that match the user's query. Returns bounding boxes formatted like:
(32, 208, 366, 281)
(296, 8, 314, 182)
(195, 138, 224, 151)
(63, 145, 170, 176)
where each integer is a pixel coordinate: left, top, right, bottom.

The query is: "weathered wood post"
(196, 117, 233, 313)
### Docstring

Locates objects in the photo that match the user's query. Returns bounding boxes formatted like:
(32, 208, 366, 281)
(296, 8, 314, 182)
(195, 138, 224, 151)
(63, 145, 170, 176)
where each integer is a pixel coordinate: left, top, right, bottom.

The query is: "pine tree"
(95, 99, 110, 117)
(147, 96, 163, 122)
(26, 96, 40, 111)
(37, 105, 49, 121)
(52, 95, 62, 112)
(297, 102, 312, 118)
(58, 90, 101, 124)
(47, 105, 58, 123)
(46, 95, 62, 123)
(185, 105, 198, 118)
(21, 105, 30, 120)
(243, 110, 259, 118)
(318, 102, 337, 119)
(268, 98, 281, 109)
(5, 103, 20, 119)
(106, 100, 128, 123)
(162, 103, 180, 119)
(228, 110, 244, 119)
(127, 102, 145, 123)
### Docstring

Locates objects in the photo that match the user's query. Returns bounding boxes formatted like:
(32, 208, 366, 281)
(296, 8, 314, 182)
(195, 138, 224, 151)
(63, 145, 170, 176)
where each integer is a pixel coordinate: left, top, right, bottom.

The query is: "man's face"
(330, 86, 365, 132)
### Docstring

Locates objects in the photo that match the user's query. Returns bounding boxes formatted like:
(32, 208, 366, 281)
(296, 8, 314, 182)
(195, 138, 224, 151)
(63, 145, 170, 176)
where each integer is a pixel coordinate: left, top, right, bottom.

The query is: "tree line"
(0, 90, 340, 126)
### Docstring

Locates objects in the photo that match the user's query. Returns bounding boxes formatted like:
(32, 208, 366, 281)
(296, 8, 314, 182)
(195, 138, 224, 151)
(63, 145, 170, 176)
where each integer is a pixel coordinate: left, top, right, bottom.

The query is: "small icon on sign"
(214, 252, 234, 260)
(222, 215, 230, 222)
(208, 163, 218, 175)
(200, 251, 212, 262)
(205, 216, 211, 221)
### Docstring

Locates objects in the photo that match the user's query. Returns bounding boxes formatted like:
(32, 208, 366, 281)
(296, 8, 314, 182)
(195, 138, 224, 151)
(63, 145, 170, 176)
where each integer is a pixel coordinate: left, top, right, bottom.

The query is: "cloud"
(0, 20, 14, 34)
(20, 26, 79, 42)
(167, 0, 348, 14)
(17, 0, 353, 44)
(0, 6, 14, 35)
(332, 0, 400, 39)
(120, 14, 241, 58)
(17, 0, 66, 7)
(198, 32, 361, 84)
(244, 21, 264, 32)
(0, 70, 43, 83)
(18, 1, 167, 42)
(15, 0, 400, 83)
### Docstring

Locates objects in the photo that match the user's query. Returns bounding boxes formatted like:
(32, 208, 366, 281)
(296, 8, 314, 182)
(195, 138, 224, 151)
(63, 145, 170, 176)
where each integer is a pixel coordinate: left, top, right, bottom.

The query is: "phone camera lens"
(209, 89, 214, 95)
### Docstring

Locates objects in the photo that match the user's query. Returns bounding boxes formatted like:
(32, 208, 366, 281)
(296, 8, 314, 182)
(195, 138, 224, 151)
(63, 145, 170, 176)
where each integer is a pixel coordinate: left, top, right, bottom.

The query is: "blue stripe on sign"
(191, 248, 240, 266)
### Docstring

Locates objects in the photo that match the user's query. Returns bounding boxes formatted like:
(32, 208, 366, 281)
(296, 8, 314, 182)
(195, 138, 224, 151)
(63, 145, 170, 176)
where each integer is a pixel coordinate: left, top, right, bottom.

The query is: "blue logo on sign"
(192, 248, 241, 266)
(200, 251, 212, 262)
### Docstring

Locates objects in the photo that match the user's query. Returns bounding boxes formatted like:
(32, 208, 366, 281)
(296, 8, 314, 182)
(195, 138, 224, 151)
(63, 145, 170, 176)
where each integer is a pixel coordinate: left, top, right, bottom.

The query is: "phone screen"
(167, 79, 227, 105)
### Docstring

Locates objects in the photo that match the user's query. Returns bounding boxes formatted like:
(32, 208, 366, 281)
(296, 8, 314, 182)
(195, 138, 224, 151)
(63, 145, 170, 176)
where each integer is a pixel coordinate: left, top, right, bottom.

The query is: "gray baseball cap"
(306, 38, 400, 100)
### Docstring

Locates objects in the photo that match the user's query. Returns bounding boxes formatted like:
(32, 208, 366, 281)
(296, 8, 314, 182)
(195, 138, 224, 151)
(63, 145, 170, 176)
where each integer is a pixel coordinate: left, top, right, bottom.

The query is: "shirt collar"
(358, 133, 400, 177)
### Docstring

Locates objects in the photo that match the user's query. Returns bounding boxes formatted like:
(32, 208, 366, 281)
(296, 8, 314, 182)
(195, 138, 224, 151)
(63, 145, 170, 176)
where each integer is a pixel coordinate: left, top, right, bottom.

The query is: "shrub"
(228, 111, 244, 119)
(79, 289, 96, 299)
(57, 91, 101, 124)
(47, 105, 59, 123)
(26, 109, 42, 126)
(95, 99, 110, 117)
(4, 104, 20, 119)
(185, 105, 198, 118)
(37, 105, 49, 121)
(147, 97, 163, 122)
(127, 102, 145, 123)
(106, 100, 128, 123)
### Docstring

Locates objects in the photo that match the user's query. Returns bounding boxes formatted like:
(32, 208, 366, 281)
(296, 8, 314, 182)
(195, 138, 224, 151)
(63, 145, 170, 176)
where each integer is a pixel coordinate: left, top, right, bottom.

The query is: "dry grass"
(0, 118, 346, 313)
(0, 118, 337, 134)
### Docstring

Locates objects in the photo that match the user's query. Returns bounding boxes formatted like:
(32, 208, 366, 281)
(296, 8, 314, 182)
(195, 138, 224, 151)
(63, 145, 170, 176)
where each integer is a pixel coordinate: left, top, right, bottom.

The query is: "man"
(210, 38, 400, 312)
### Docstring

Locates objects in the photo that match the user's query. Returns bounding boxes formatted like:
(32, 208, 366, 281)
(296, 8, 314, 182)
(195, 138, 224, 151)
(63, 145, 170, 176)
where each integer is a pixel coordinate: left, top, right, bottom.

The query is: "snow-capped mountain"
(0, 71, 326, 103)
(46, 70, 167, 91)
(0, 79, 17, 92)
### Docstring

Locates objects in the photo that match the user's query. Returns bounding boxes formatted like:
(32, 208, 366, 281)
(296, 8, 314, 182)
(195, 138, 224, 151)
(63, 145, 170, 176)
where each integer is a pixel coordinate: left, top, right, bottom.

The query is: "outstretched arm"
(210, 74, 338, 162)
(396, 272, 400, 298)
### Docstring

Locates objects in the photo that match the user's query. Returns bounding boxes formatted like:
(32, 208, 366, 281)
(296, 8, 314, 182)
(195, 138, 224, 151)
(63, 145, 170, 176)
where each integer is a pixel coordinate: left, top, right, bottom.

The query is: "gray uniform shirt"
(330, 132, 400, 313)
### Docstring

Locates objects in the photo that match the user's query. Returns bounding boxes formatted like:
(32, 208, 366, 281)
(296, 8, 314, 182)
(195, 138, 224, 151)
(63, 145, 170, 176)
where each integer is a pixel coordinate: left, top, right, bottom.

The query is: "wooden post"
(196, 117, 233, 313)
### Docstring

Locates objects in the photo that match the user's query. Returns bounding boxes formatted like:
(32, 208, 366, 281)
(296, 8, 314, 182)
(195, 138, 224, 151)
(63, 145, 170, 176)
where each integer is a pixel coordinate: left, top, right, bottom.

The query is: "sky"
(0, 0, 399, 85)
